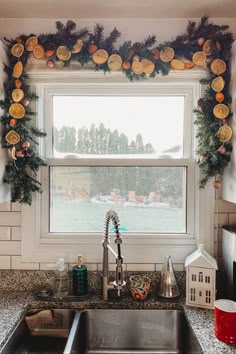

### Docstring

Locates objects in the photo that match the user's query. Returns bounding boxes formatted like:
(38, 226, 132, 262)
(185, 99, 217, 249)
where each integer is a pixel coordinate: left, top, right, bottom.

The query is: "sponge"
(25, 310, 54, 331)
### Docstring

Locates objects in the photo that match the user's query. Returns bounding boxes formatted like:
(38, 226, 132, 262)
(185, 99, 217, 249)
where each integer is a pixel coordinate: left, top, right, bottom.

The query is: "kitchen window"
(21, 73, 214, 263)
(50, 94, 186, 234)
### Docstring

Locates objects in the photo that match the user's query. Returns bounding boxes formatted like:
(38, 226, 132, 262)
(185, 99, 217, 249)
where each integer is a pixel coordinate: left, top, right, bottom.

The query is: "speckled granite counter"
(0, 290, 235, 354)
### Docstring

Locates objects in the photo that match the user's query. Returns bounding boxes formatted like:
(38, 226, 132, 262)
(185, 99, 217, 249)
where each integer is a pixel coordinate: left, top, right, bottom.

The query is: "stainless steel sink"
(64, 309, 202, 354)
(0, 309, 76, 354)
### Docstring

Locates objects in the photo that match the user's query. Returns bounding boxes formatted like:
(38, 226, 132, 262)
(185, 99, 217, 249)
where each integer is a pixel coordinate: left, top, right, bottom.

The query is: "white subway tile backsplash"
(228, 213, 236, 225)
(0, 227, 10, 240)
(215, 213, 229, 227)
(40, 262, 69, 271)
(218, 228, 222, 243)
(0, 202, 11, 212)
(214, 243, 218, 258)
(155, 263, 184, 271)
(85, 263, 98, 271)
(11, 227, 21, 240)
(218, 242, 222, 257)
(0, 256, 10, 269)
(0, 212, 21, 226)
(217, 199, 236, 213)
(0, 241, 21, 255)
(126, 263, 155, 272)
(11, 256, 39, 270)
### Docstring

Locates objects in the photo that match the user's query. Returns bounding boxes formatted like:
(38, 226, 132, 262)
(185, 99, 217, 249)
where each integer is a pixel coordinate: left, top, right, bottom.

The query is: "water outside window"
(50, 95, 186, 234)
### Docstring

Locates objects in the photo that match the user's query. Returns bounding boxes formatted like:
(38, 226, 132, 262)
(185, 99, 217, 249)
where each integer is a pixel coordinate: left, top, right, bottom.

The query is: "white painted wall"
(0, 18, 236, 43)
(0, 17, 235, 270)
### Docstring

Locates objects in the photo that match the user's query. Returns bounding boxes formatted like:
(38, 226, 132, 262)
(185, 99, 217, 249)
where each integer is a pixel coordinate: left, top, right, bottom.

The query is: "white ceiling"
(0, 0, 236, 19)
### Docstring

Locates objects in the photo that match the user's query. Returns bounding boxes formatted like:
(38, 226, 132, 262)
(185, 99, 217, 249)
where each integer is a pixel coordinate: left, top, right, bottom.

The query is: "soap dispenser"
(72, 255, 88, 296)
(54, 258, 68, 297)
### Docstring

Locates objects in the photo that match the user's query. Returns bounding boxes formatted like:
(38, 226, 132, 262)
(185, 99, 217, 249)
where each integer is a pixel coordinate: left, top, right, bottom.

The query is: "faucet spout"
(102, 210, 126, 300)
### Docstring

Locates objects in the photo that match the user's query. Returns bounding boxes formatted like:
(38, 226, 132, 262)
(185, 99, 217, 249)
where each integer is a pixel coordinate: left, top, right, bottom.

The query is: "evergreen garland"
(0, 16, 234, 204)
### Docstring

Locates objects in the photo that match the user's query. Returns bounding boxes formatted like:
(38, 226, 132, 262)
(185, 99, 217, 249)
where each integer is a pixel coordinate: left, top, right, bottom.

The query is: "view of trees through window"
(54, 124, 155, 154)
(50, 95, 186, 234)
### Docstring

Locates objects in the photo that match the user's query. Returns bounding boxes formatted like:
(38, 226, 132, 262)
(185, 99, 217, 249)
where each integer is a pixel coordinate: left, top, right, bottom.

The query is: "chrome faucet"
(101, 210, 126, 301)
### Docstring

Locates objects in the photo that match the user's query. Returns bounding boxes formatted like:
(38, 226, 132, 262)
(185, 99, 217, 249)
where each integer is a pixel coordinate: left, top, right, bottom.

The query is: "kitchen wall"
(0, 17, 235, 270)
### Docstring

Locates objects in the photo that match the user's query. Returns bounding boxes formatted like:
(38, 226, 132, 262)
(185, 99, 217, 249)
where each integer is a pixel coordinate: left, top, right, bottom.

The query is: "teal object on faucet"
(110, 225, 128, 232)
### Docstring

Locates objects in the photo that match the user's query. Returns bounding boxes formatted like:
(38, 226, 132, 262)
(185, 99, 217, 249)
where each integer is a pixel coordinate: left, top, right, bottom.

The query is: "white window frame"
(21, 70, 215, 264)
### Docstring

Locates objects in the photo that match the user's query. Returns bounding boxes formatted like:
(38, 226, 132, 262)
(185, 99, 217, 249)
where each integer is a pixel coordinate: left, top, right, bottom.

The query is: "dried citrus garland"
(0, 16, 234, 204)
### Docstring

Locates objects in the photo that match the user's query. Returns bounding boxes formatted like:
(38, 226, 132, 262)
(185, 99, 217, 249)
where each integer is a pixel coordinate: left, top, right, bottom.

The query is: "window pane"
(53, 96, 184, 157)
(50, 166, 186, 233)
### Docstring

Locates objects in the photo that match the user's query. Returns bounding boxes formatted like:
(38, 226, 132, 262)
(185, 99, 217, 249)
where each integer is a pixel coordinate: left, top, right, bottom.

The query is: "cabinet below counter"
(0, 291, 236, 354)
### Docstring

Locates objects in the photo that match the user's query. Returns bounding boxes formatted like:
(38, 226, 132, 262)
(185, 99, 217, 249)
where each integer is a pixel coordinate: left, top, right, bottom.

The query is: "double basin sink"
(1, 308, 202, 354)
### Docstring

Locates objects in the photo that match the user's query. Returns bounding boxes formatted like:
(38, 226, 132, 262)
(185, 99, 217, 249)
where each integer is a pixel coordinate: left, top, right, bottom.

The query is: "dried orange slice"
(107, 54, 122, 71)
(12, 89, 24, 103)
(202, 39, 213, 56)
(218, 125, 232, 142)
(33, 44, 45, 59)
(9, 103, 25, 119)
(210, 59, 226, 75)
(160, 47, 175, 62)
(25, 36, 38, 51)
(131, 61, 143, 75)
(92, 49, 109, 65)
(72, 42, 83, 54)
(56, 46, 72, 61)
(211, 76, 225, 92)
(11, 43, 24, 58)
(141, 59, 155, 74)
(192, 51, 206, 65)
(170, 59, 185, 70)
(5, 130, 20, 145)
(213, 104, 229, 119)
(12, 61, 23, 78)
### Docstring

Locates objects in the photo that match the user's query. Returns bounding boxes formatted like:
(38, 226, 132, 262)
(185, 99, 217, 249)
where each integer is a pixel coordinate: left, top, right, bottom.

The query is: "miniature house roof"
(185, 244, 218, 270)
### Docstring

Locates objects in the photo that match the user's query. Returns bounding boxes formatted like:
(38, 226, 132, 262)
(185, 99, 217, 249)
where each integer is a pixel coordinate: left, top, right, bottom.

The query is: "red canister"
(214, 299, 236, 344)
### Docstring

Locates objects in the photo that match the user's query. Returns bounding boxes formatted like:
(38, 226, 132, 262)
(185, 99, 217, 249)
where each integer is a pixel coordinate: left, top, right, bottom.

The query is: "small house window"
(198, 272, 203, 282)
(205, 275, 210, 283)
(190, 288, 196, 302)
(192, 274, 196, 281)
(206, 290, 211, 304)
(199, 290, 202, 297)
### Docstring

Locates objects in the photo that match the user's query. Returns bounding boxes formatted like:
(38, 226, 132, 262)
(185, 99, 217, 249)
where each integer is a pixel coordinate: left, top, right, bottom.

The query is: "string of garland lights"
(0, 16, 234, 205)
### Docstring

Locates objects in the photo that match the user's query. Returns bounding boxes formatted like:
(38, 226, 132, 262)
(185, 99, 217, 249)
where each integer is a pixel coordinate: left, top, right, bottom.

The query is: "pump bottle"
(72, 255, 88, 296)
(55, 258, 68, 297)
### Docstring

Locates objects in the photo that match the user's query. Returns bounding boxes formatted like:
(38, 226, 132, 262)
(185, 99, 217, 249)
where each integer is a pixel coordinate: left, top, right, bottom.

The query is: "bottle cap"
(77, 255, 83, 268)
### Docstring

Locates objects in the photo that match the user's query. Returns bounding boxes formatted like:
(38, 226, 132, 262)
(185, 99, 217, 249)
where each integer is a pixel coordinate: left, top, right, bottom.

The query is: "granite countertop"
(0, 290, 235, 354)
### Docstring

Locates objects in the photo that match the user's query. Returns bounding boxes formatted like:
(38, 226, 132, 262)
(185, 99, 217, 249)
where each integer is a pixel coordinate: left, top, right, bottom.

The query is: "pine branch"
(142, 35, 156, 48)
(30, 126, 47, 137)
(102, 28, 121, 50)
(92, 24, 104, 44)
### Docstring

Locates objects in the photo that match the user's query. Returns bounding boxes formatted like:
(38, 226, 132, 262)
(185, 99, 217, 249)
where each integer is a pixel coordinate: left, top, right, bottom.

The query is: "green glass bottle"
(72, 255, 88, 296)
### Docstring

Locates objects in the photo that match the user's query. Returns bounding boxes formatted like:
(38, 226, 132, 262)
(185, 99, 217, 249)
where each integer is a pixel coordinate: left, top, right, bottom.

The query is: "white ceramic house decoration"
(185, 244, 218, 309)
